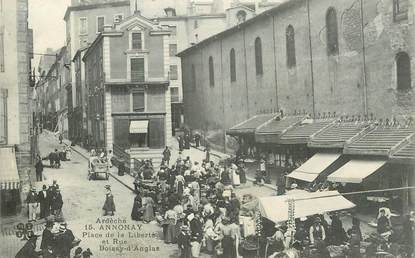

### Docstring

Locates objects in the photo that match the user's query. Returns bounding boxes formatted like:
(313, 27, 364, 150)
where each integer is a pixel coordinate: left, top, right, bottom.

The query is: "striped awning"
(0, 147, 20, 190)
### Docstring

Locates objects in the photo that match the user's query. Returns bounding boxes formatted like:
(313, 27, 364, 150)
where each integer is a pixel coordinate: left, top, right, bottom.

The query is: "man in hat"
(55, 222, 75, 258)
(162, 146, 171, 166)
(309, 217, 326, 245)
(103, 185, 115, 216)
(177, 225, 191, 258)
(26, 187, 38, 222)
(188, 213, 203, 257)
(41, 220, 55, 252)
(51, 188, 63, 218)
(38, 185, 50, 219)
(15, 234, 41, 258)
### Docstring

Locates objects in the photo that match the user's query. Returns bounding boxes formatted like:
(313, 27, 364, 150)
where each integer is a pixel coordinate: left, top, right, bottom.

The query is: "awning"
(0, 147, 20, 190)
(258, 191, 355, 223)
(287, 153, 341, 182)
(226, 113, 277, 136)
(327, 159, 386, 183)
(129, 120, 148, 134)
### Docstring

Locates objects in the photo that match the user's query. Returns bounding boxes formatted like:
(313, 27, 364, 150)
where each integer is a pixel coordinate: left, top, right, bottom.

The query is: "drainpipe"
(306, 0, 316, 117)
(220, 39, 227, 154)
(360, 0, 368, 116)
(272, 14, 279, 111)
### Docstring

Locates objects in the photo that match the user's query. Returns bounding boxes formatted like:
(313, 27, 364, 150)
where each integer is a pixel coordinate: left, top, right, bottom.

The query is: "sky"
(28, 0, 71, 67)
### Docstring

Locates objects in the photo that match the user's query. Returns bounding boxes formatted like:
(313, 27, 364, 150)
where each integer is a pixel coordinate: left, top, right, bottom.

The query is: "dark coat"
(131, 195, 143, 221)
(15, 240, 39, 258)
(51, 193, 63, 211)
(38, 191, 50, 206)
(177, 232, 191, 258)
(35, 160, 44, 174)
(40, 228, 55, 250)
(189, 218, 203, 242)
(55, 230, 75, 257)
(103, 193, 116, 212)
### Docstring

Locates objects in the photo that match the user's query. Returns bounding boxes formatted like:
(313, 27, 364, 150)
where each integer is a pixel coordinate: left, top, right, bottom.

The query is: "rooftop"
(255, 115, 305, 143)
(344, 126, 415, 156)
(278, 119, 335, 144)
(226, 113, 277, 136)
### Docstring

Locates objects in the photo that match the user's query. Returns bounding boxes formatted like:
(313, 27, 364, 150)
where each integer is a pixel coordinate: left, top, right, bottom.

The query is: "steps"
(128, 148, 164, 169)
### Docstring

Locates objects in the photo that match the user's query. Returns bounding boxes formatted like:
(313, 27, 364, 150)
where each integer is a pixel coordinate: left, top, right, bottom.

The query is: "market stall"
(258, 190, 355, 223)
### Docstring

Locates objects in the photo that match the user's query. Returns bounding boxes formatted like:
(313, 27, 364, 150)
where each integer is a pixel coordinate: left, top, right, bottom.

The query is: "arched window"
(255, 37, 263, 75)
(396, 52, 411, 91)
(286, 25, 296, 68)
(208, 56, 214, 87)
(230, 48, 236, 82)
(326, 7, 339, 56)
(236, 10, 247, 23)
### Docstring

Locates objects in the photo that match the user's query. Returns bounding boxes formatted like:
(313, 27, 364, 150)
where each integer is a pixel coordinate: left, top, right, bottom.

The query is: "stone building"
(82, 12, 172, 166)
(178, 0, 414, 148)
(0, 0, 34, 216)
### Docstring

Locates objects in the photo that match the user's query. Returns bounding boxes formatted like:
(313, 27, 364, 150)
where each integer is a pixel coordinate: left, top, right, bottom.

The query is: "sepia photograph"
(0, 0, 414, 257)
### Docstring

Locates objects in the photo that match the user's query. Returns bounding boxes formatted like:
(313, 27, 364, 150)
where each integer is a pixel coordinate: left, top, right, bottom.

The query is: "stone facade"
(179, 0, 415, 147)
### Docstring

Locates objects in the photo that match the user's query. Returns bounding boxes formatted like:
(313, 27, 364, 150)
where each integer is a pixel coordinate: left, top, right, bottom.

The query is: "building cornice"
(63, 1, 130, 21)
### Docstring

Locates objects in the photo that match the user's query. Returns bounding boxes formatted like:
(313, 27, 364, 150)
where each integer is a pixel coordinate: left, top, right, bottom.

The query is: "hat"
(291, 183, 298, 189)
(300, 217, 307, 222)
(314, 217, 321, 223)
(104, 185, 111, 190)
(59, 224, 66, 231)
(31, 187, 36, 192)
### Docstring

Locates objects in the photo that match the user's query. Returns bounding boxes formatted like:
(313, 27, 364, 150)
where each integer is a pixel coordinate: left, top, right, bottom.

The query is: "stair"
(128, 148, 164, 169)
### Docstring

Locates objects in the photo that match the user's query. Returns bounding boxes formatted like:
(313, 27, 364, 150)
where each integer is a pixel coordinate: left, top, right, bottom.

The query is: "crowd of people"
(25, 180, 63, 222)
(131, 154, 249, 258)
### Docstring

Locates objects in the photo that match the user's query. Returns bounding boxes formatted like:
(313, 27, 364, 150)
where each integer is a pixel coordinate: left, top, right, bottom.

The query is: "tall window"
(393, 0, 409, 21)
(132, 90, 145, 112)
(191, 64, 196, 88)
(0, 89, 7, 144)
(80, 17, 88, 35)
(208, 56, 214, 87)
(131, 32, 143, 50)
(326, 8, 339, 56)
(255, 37, 263, 75)
(170, 65, 178, 80)
(169, 44, 177, 56)
(131, 58, 145, 82)
(286, 25, 296, 68)
(0, 25, 4, 72)
(96, 16, 105, 33)
(396, 52, 411, 91)
(230, 48, 236, 82)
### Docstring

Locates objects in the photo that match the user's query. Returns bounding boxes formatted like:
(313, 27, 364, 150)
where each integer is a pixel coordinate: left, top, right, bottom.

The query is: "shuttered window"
(132, 91, 145, 112)
(0, 25, 4, 72)
(170, 65, 178, 80)
(131, 32, 142, 50)
(96, 16, 105, 33)
(396, 52, 411, 91)
(286, 25, 296, 68)
(326, 8, 339, 56)
(255, 37, 263, 75)
(230, 48, 236, 82)
(131, 58, 145, 82)
(0, 89, 7, 144)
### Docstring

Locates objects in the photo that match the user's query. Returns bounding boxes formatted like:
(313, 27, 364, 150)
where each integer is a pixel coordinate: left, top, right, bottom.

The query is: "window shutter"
(132, 32, 142, 50)
(132, 91, 145, 112)
(131, 58, 145, 82)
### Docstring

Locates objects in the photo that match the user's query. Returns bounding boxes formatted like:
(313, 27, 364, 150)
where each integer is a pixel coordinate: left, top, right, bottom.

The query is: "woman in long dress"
(131, 193, 143, 221)
(102, 186, 115, 216)
(164, 207, 177, 244)
(142, 195, 155, 223)
(231, 164, 240, 186)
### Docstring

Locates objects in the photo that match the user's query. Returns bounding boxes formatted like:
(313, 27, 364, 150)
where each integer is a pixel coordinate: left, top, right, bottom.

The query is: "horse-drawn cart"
(88, 158, 109, 180)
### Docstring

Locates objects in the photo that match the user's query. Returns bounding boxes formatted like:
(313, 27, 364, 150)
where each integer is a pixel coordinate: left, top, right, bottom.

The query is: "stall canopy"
(327, 159, 386, 183)
(226, 113, 277, 136)
(258, 191, 355, 223)
(0, 147, 20, 190)
(129, 120, 148, 134)
(255, 115, 305, 143)
(287, 153, 341, 182)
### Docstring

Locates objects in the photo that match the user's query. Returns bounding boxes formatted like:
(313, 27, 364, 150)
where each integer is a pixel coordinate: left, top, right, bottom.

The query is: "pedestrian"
(107, 149, 113, 168)
(187, 213, 203, 258)
(178, 136, 184, 152)
(194, 133, 200, 148)
(177, 225, 192, 258)
(55, 223, 75, 258)
(163, 146, 171, 166)
(309, 217, 326, 245)
(237, 160, 247, 185)
(40, 221, 55, 252)
(51, 188, 63, 220)
(131, 192, 143, 221)
(205, 144, 210, 162)
(53, 149, 61, 168)
(103, 185, 115, 216)
(26, 187, 38, 222)
(230, 163, 240, 187)
(330, 213, 346, 245)
(35, 154, 44, 181)
(259, 158, 267, 183)
(184, 133, 190, 149)
(142, 193, 155, 223)
(377, 208, 391, 234)
(38, 185, 50, 219)
(15, 234, 41, 258)
(59, 134, 63, 144)
(164, 206, 177, 244)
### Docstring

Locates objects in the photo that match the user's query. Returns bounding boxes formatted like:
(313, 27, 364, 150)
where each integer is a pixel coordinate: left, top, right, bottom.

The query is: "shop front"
(0, 147, 21, 217)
